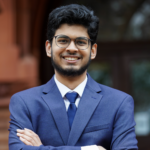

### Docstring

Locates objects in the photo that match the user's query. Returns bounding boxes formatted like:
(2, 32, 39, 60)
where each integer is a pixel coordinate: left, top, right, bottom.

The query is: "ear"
(45, 40, 51, 58)
(91, 43, 97, 60)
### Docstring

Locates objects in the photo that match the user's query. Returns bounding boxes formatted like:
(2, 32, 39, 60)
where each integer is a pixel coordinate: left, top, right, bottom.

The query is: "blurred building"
(0, 0, 150, 149)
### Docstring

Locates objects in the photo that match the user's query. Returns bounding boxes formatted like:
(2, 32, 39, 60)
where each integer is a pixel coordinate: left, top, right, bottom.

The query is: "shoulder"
(10, 76, 55, 105)
(96, 83, 134, 106)
(99, 83, 131, 98)
(12, 84, 45, 98)
(11, 76, 55, 98)
(10, 84, 46, 107)
(95, 83, 135, 123)
(87, 74, 133, 103)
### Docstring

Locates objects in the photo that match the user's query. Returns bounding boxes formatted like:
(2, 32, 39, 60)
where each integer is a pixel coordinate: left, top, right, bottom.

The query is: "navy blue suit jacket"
(9, 75, 138, 150)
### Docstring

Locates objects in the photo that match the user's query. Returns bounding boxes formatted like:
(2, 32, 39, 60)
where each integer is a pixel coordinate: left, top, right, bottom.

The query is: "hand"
(17, 128, 42, 146)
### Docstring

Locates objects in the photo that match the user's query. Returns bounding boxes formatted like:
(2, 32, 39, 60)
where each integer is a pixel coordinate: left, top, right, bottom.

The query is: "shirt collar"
(54, 75, 87, 98)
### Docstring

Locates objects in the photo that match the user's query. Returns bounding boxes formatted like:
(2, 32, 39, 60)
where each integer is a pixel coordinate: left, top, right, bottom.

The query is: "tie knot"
(65, 92, 78, 103)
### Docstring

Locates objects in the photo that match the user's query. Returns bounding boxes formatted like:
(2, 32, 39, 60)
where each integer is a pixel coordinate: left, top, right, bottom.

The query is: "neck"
(55, 71, 87, 90)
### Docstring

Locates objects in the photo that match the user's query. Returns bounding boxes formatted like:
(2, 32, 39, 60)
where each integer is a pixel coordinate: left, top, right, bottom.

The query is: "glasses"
(53, 35, 92, 50)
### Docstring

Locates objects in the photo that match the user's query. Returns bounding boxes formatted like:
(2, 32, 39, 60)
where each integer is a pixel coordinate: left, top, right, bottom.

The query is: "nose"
(66, 40, 78, 52)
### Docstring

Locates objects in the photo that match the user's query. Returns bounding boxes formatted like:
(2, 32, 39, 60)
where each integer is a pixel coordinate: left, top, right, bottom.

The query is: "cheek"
(52, 48, 62, 58)
(83, 51, 91, 60)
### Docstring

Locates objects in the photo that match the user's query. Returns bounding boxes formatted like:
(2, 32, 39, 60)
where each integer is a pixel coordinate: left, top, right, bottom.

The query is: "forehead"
(54, 24, 89, 38)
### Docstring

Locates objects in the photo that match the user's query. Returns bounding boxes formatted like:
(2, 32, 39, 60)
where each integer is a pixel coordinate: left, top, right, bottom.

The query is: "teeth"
(64, 57, 78, 60)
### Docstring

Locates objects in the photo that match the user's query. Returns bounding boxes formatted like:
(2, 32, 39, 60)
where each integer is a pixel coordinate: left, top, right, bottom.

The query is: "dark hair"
(46, 4, 99, 45)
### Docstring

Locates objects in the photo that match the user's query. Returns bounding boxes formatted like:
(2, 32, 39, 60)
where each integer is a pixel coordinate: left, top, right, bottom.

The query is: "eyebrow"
(56, 35, 89, 39)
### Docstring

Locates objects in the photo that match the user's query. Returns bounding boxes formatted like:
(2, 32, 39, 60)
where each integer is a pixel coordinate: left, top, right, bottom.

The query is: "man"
(9, 4, 138, 150)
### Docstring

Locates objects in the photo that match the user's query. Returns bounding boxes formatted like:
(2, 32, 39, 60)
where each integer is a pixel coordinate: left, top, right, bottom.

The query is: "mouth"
(62, 56, 81, 63)
(63, 57, 79, 60)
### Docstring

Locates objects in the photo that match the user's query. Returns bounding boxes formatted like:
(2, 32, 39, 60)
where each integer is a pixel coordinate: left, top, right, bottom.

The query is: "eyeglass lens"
(55, 35, 89, 50)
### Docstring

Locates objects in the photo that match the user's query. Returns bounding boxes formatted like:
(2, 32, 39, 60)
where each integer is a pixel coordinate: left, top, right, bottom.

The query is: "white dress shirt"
(54, 75, 100, 150)
(54, 75, 87, 110)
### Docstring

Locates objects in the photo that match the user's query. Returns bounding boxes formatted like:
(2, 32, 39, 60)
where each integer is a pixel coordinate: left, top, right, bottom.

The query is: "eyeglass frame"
(51, 34, 93, 50)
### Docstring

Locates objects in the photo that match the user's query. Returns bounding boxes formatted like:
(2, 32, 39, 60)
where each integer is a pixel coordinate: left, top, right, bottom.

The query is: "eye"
(57, 38, 69, 44)
(58, 40, 68, 43)
(76, 40, 87, 45)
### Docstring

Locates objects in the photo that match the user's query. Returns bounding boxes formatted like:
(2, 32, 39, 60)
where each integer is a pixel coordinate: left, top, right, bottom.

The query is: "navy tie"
(65, 92, 78, 128)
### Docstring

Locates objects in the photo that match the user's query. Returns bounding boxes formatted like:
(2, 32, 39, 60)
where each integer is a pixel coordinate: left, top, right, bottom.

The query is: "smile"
(64, 57, 78, 60)
(63, 56, 80, 61)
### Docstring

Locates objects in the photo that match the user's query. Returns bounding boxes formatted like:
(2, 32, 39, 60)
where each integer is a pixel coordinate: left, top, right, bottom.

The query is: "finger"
(20, 137, 33, 146)
(17, 128, 42, 146)
(17, 128, 36, 137)
(17, 128, 33, 134)
(24, 128, 38, 137)
(17, 129, 33, 137)
(24, 129, 39, 145)
(17, 133, 32, 141)
(24, 128, 41, 145)
(17, 133, 37, 146)
(17, 129, 24, 133)
(24, 128, 35, 134)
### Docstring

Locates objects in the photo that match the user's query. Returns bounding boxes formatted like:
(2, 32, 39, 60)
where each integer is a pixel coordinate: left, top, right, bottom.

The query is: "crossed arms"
(16, 129, 105, 150)
(9, 92, 138, 150)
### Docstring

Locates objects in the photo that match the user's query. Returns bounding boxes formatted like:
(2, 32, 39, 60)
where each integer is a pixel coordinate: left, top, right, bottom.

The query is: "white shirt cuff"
(81, 145, 99, 150)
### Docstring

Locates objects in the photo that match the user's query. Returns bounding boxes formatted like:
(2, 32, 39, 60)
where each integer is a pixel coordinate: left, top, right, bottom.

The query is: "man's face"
(46, 24, 97, 77)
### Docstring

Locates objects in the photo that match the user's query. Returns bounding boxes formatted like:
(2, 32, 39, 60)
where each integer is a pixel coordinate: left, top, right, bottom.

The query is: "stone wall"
(0, 0, 39, 149)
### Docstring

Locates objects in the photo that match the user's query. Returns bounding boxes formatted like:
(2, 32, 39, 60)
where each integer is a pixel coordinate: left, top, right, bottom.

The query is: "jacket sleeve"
(9, 94, 81, 150)
(111, 95, 138, 150)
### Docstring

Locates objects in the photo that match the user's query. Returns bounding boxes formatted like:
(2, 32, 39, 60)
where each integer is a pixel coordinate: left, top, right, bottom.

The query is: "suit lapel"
(67, 75, 103, 146)
(42, 77, 70, 145)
